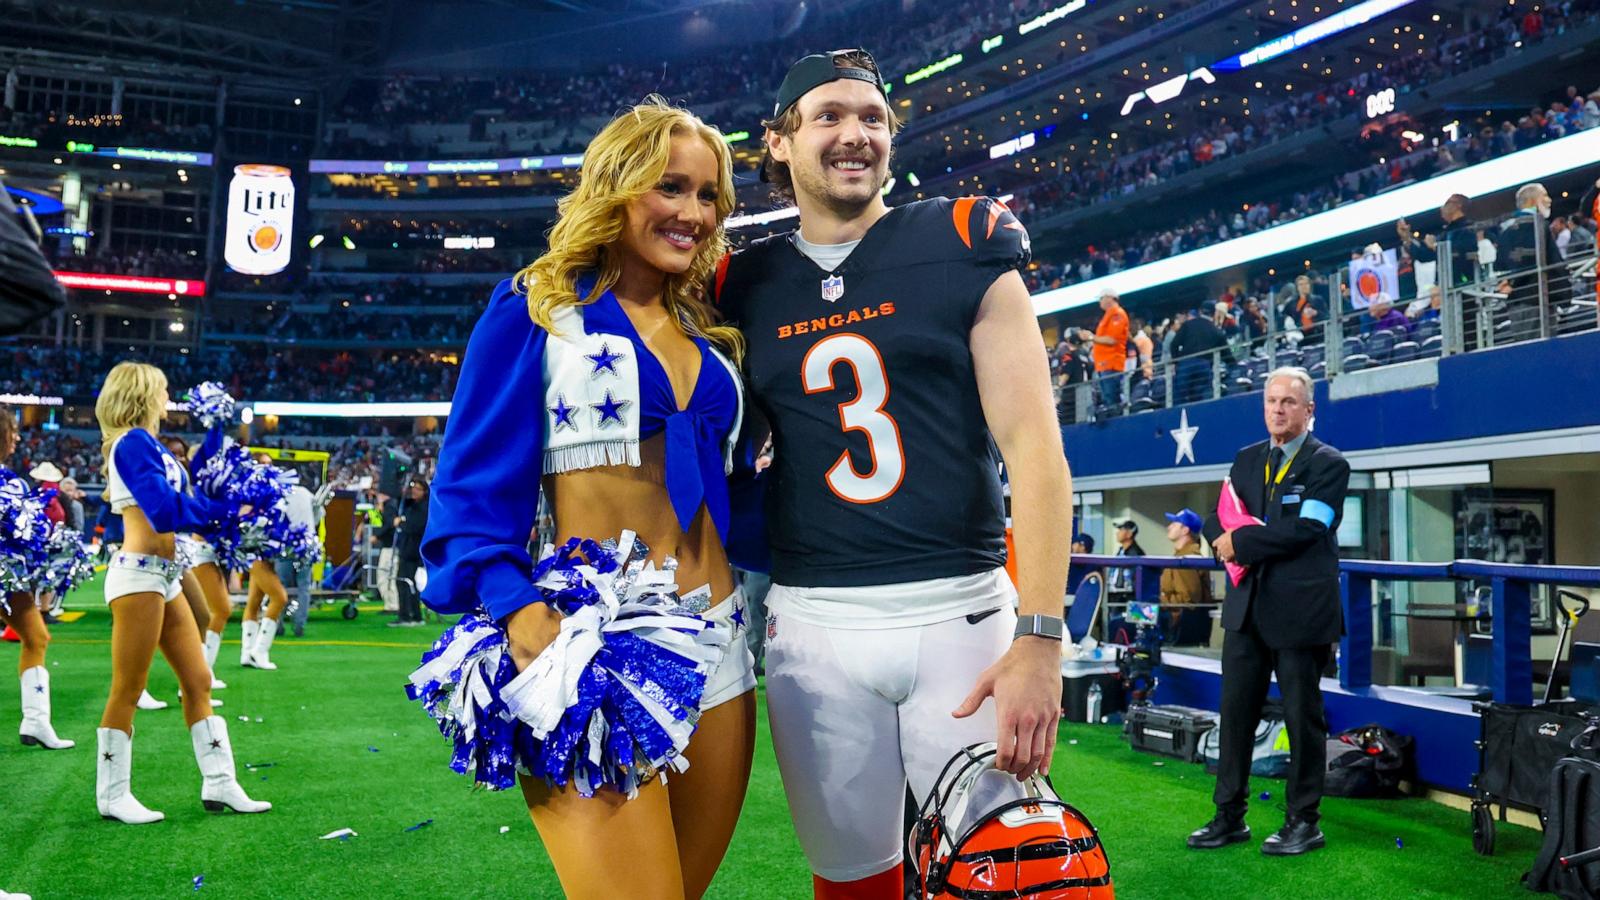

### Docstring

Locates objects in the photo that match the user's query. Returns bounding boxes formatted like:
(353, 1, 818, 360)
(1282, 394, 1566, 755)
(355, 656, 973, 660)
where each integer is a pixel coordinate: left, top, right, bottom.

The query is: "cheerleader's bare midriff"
(118, 506, 176, 561)
(543, 432, 735, 603)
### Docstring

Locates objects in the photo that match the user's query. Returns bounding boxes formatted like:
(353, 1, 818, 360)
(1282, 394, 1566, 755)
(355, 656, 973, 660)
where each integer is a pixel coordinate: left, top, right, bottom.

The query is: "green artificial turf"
(1, 576, 1545, 898)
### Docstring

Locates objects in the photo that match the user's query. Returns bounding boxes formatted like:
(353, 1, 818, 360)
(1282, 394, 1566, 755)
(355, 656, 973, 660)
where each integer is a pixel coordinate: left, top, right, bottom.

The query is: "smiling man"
(713, 50, 1073, 898)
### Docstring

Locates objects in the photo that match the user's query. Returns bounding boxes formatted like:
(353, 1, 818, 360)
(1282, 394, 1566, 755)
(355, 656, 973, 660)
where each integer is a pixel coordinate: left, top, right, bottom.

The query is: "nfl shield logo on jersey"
(820, 274, 845, 302)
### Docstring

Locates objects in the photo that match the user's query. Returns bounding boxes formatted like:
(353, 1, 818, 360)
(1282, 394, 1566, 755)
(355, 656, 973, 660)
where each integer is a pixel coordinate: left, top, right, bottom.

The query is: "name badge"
(1282, 494, 1302, 505)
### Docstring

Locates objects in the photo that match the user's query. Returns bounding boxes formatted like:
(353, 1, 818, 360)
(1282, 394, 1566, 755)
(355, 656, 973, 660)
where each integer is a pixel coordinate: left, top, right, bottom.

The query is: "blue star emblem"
(731, 604, 746, 629)
(34, 685, 44, 694)
(586, 343, 625, 378)
(549, 394, 579, 433)
(593, 391, 630, 428)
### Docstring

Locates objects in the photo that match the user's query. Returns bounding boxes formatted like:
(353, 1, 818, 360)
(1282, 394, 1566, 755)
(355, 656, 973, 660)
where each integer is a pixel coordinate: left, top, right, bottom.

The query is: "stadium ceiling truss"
(0, 0, 350, 80)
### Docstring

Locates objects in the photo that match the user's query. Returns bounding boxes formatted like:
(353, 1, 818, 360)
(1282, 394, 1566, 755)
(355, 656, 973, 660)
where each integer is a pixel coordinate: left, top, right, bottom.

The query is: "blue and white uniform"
(408, 277, 755, 795)
(105, 429, 228, 603)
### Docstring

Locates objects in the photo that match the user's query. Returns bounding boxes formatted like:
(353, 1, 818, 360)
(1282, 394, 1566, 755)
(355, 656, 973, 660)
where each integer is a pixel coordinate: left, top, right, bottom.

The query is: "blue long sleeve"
(420, 279, 548, 621)
(113, 429, 229, 534)
(190, 423, 224, 477)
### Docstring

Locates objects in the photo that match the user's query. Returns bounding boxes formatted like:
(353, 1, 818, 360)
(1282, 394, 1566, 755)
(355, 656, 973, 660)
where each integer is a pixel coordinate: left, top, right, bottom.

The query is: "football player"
(715, 50, 1073, 899)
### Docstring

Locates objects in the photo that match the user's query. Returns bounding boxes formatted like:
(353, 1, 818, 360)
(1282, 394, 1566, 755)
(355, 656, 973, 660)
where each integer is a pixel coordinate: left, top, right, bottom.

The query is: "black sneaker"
(1261, 818, 1325, 856)
(1187, 814, 1250, 849)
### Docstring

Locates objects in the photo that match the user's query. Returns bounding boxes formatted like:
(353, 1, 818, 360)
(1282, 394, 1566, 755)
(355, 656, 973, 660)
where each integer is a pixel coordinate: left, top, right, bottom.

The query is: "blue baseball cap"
(1165, 508, 1203, 534)
(1072, 533, 1095, 552)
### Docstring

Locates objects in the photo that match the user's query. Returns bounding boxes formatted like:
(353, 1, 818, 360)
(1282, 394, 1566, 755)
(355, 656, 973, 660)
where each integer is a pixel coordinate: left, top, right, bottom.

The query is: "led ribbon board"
(309, 153, 585, 175)
(883, 0, 1087, 92)
(1212, 0, 1418, 71)
(1030, 127, 1600, 316)
(54, 271, 206, 296)
(251, 401, 453, 418)
(1122, 0, 1418, 115)
(93, 147, 214, 166)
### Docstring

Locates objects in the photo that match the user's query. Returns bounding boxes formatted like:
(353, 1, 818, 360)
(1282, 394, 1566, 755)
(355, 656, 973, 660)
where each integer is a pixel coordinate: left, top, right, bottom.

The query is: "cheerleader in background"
(0, 406, 79, 750)
(167, 388, 241, 691)
(236, 452, 295, 670)
(93, 362, 269, 824)
(186, 437, 301, 672)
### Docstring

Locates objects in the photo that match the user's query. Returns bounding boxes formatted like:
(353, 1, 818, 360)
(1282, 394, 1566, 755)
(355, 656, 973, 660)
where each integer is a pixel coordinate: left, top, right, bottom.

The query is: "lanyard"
(1264, 447, 1299, 503)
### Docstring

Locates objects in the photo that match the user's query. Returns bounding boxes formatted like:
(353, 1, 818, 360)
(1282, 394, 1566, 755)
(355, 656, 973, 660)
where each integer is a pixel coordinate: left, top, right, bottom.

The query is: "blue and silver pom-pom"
(194, 443, 300, 569)
(36, 525, 92, 597)
(185, 381, 237, 429)
(0, 471, 55, 596)
(283, 523, 322, 566)
(406, 532, 730, 797)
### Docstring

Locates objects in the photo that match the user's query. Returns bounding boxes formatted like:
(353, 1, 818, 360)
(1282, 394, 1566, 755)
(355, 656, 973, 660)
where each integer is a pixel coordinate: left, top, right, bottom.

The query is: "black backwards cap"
(761, 49, 886, 183)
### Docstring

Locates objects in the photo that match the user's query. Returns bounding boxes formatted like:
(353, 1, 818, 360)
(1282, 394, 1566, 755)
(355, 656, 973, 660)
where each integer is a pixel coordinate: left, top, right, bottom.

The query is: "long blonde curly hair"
(97, 361, 168, 479)
(513, 96, 743, 361)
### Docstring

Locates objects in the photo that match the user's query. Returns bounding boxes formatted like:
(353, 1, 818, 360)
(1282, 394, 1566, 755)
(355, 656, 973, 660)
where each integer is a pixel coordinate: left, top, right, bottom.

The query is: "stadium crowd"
(321, 0, 1203, 156)
(902, 0, 1600, 199)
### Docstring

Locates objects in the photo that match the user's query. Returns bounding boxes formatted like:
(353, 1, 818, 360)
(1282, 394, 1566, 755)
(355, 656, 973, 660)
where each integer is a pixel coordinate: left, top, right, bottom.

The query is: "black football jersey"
(715, 196, 1032, 588)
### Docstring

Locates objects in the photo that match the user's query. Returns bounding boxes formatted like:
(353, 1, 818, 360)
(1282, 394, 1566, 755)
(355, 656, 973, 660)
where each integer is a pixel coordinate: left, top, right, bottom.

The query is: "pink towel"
(1217, 477, 1264, 587)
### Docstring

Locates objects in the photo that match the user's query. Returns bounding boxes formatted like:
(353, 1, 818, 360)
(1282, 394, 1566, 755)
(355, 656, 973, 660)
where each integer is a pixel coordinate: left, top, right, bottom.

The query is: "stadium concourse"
(3, 0, 1600, 897)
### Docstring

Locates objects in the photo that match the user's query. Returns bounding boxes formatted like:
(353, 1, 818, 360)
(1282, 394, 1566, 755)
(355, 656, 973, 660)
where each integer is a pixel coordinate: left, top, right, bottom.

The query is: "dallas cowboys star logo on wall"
(1171, 408, 1199, 465)
(593, 390, 630, 428)
(586, 343, 625, 377)
(549, 394, 579, 433)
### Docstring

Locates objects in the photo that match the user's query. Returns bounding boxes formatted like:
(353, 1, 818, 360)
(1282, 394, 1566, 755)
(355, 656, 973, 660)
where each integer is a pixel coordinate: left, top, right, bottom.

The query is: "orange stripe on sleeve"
(952, 196, 977, 249)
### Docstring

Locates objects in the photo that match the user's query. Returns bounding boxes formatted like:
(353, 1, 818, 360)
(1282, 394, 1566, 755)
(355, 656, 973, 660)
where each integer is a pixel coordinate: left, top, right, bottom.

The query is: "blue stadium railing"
(1070, 553, 1600, 706)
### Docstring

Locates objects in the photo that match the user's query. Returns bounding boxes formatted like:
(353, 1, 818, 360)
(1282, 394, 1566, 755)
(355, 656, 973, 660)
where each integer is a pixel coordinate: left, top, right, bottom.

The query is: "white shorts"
(177, 535, 219, 570)
(104, 551, 184, 604)
(764, 588, 1029, 881)
(699, 590, 757, 711)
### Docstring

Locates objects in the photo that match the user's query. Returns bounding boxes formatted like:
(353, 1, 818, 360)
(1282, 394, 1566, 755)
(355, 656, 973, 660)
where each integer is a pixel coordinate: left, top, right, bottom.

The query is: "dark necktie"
(1268, 446, 1285, 474)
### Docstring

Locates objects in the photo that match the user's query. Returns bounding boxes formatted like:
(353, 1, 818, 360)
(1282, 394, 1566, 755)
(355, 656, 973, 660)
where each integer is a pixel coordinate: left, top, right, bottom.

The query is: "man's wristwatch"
(1013, 614, 1064, 642)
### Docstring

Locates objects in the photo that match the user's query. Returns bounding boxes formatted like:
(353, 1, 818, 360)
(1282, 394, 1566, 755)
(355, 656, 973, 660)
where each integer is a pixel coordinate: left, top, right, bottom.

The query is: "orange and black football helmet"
(909, 742, 1114, 899)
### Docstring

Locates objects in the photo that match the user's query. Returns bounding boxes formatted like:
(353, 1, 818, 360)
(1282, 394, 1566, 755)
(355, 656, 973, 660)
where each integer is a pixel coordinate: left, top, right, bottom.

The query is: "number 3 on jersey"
(801, 333, 906, 504)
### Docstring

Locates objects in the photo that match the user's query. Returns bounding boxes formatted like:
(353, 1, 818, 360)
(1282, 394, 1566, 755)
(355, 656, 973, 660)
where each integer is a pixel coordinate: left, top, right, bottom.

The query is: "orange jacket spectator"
(1090, 294, 1130, 374)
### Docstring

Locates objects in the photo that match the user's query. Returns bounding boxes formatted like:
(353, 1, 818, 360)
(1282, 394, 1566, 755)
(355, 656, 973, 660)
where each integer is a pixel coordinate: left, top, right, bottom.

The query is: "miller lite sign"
(224, 164, 295, 276)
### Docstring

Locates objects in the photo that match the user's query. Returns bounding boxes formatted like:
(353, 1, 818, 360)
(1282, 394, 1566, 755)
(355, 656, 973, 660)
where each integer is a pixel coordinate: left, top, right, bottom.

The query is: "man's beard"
(795, 155, 889, 214)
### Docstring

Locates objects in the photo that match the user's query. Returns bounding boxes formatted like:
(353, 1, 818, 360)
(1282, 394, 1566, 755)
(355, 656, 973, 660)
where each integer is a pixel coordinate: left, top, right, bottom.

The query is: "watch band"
(1013, 613, 1064, 641)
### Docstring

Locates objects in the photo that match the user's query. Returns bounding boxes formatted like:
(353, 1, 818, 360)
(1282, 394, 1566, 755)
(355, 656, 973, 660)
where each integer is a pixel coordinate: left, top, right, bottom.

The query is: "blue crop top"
(421, 277, 742, 621)
(107, 427, 228, 535)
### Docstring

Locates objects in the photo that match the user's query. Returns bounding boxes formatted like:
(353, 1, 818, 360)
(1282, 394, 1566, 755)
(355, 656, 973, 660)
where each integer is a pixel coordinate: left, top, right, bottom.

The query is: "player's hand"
(505, 602, 564, 672)
(953, 636, 1061, 780)
(1214, 530, 1236, 562)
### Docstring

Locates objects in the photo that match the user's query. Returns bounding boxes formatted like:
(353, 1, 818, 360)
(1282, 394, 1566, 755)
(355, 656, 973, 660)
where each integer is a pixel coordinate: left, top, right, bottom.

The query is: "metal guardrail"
(1056, 229, 1598, 423)
(1071, 552, 1600, 706)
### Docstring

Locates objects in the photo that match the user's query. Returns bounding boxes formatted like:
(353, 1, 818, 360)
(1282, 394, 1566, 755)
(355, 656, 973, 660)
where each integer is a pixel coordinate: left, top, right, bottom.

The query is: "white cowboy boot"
(203, 630, 228, 689)
(239, 619, 260, 667)
(136, 689, 168, 711)
(18, 666, 74, 749)
(252, 618, 279, 671)
(95, 727, 164, 824)
(191, 716, 271, 814)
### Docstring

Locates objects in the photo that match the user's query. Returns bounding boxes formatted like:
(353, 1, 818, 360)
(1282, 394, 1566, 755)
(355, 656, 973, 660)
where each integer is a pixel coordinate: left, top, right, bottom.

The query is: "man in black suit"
(1189, 366, 1350, 856)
